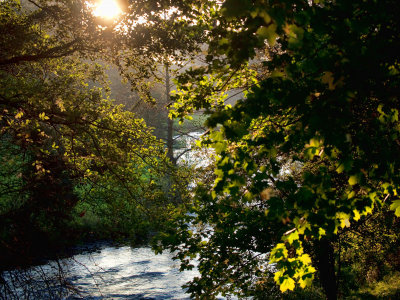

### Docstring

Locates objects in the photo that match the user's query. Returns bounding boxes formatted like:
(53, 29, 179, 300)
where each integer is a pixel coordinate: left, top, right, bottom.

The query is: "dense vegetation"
(157, 0, 400, 299)
(0, 0, 194, 270)
(1, 0, 399, 299)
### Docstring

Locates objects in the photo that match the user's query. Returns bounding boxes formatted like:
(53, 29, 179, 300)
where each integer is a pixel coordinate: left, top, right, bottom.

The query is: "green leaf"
(390, 199, 400, 217)
(256, 24, 278, 46)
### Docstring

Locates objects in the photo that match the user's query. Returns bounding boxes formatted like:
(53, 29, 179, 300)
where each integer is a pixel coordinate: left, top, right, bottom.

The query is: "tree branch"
(0, 39, 81, 66)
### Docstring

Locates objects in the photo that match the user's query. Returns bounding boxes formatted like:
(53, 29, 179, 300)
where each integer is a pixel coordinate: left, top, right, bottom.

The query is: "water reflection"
(66, 246, 199, 299)
(1, 245, 199, 299)
(1, 133, 221, 299)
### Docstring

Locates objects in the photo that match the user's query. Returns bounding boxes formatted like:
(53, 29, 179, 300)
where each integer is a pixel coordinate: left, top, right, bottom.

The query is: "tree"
(0, 0, 188, 269)
(113, 2, 208, 165)
(142, 60, 207, 165)
(157, 0, 400, 298)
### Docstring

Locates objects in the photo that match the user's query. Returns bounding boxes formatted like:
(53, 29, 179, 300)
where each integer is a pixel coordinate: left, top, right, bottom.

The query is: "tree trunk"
(315, 237, 337, 300)
(165, 62, 175, 164)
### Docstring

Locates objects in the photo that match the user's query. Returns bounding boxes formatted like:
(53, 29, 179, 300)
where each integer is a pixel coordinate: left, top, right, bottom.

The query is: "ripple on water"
(3, 244, 234, 299)
(61, 245, 199, 299)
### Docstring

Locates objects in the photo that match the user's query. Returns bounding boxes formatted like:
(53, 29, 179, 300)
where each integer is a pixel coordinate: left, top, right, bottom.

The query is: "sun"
(93, 0, 122, 19)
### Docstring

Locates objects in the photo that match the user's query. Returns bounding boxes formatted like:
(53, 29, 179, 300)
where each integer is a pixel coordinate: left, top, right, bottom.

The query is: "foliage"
(335, 206, 400, 297)
(355, 272, 400, 299)
(156, 0, 400, 298)
(0, 0, 189, 269)
(0, 0, 115, 65)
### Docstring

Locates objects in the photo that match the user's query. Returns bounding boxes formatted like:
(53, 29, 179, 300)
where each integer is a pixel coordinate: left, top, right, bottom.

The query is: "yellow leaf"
(39, 112, 49, 120)
(364, 205, 373, 214)
(309, 138, 319, 147)
(299, 254, 312, 265)
(280, 276, 295, 292)
(56, 98, 66, 112)
(347, 190, 356, 199)
(353, 209, 361, 221)
(390, 199, 400, 217)
(274, 269, 284, 282)
(337, 212, 351, 228)
(270, 243, 288, 263)
(348, 175, 358, 185)
(318, 227, 326, 237)
(299, 277, 313, 289)
(336, 164, 344, 173)
(285, 231, 299, 244)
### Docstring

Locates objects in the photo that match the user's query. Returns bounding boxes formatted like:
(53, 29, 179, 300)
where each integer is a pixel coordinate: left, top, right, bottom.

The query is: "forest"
(0, 0, 399, 299)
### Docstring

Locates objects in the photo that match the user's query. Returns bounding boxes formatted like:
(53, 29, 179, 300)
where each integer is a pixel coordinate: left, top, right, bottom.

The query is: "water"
(2, 132, 217, 299)
(66, 246, 199, 299)
(1, 245, 199, 299)
(173, 132, 213, 168)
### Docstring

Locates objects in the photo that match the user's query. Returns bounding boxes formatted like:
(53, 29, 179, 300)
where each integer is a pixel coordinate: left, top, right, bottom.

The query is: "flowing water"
(64, 245, 199, 299)
(1, 133, 219, 299)
(2, 244, 201, 299)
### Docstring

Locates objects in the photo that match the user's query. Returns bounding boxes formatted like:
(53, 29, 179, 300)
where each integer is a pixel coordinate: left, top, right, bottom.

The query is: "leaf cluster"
(157, 0, 400, 297)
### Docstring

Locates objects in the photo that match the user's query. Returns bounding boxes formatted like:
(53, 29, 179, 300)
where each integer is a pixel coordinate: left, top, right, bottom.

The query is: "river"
(1, 133, 218, 299)
(2, 243, 203, 299)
